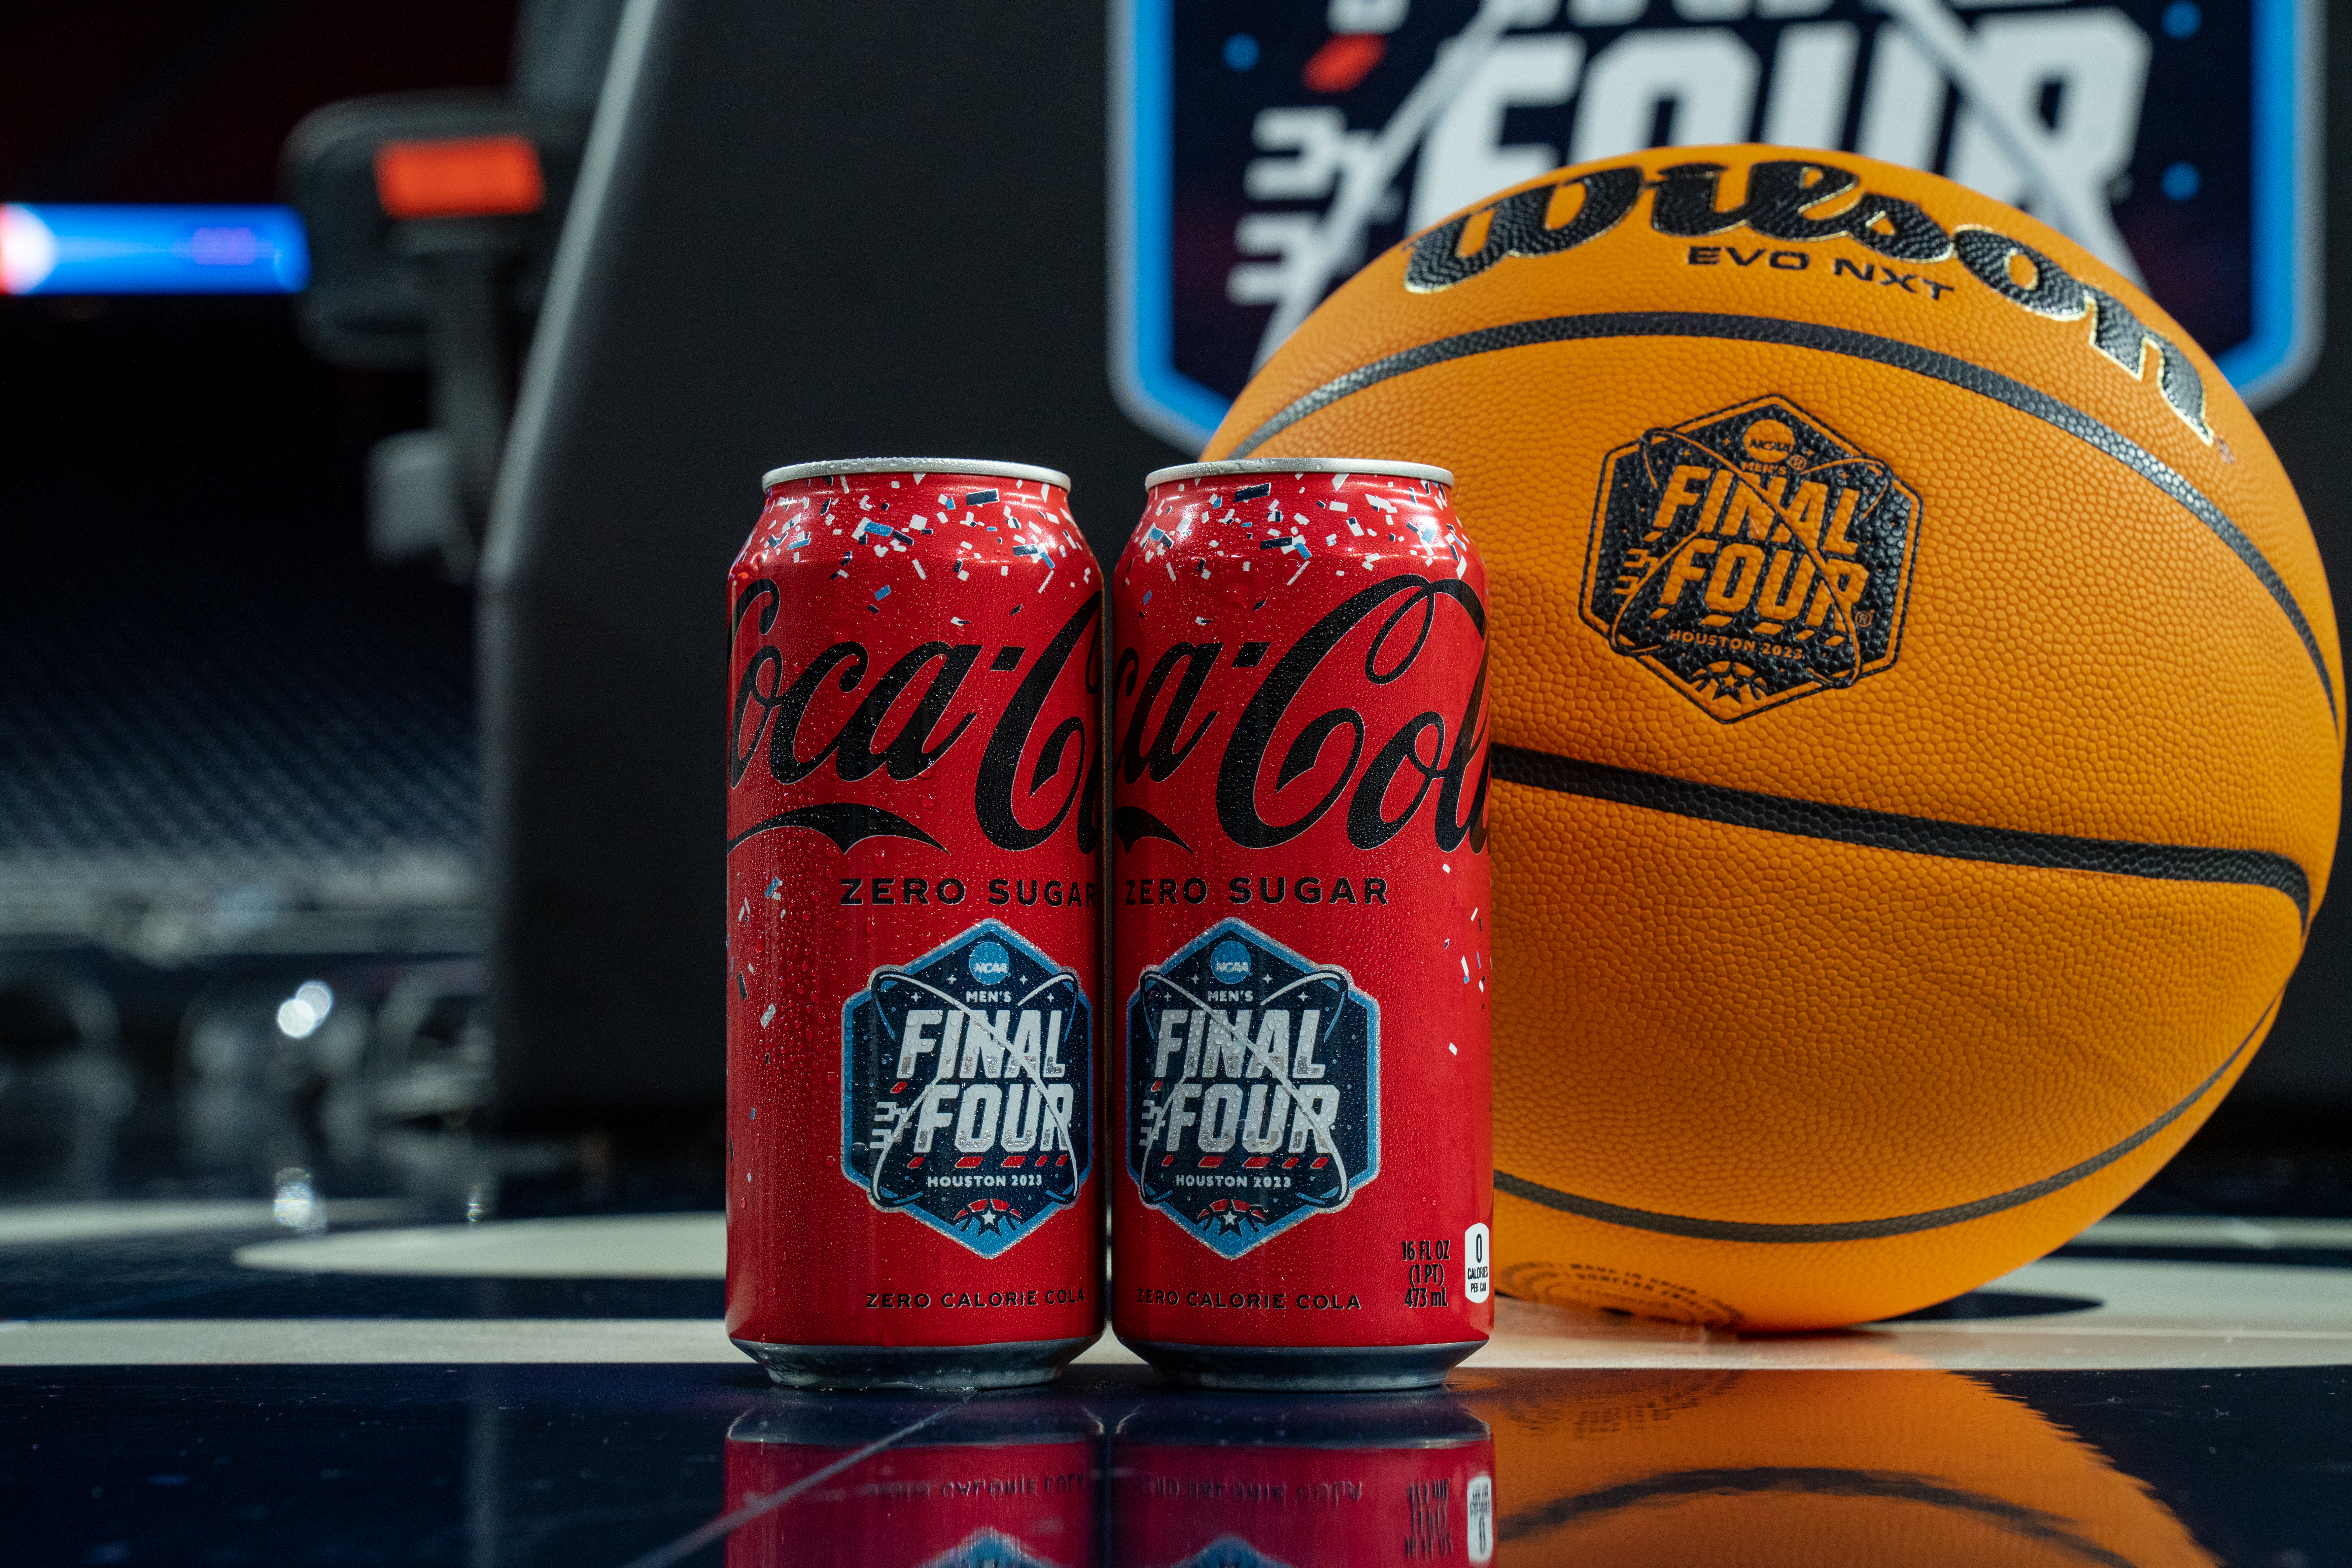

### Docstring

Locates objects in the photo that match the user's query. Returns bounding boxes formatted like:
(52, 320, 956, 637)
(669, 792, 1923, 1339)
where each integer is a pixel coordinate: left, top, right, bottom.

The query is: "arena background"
(0, 0, 2338, 1188)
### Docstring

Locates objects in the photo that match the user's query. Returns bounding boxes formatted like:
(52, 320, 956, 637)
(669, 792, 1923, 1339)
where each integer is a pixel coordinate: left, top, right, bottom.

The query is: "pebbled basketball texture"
(1205, 147, 2343, 1330)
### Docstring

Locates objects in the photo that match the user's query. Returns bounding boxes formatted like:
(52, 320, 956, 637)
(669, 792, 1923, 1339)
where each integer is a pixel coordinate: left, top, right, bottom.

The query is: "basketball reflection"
(724, 1391, 1099, 1568)
(1113, 1390, 1496, 1566)
(1462, 1368, 2216, 1566)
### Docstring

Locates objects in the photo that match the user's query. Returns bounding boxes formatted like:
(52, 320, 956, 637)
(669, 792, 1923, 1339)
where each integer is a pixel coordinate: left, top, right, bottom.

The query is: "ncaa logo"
(1209, 940, 1253, 984)
(1111, 0, 2319, 449)
(968, 940, 1013, 986)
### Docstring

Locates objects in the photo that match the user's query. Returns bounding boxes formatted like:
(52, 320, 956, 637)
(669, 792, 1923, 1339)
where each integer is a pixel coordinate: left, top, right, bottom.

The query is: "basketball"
(1204, 146, 2344, 1330)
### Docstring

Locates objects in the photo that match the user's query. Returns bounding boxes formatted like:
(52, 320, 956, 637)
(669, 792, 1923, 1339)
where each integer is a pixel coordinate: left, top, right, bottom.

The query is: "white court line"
(0, 1199, 419, 1247)
(5, 1262, 2347, 1370)
(0, 1319, 748, 1365)
(1, 1315, 2345, 1372)
(9, 1211, 2348, 1372)
(2, 1206, 2330, 1278)
(235, 1214, 726, 1279)
(226, 1211, 2352, 1282)
(2077, 1215, 2352, 1250)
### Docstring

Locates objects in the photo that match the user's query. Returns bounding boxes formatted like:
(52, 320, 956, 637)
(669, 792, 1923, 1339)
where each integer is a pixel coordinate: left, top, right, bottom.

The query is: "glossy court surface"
(3, 1193, 2348, 1567)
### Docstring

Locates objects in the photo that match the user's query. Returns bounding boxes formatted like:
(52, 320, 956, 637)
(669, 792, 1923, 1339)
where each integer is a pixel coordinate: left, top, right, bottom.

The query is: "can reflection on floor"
(723, 1392, 1099, 1568)
(710, 1367, 2227, 1567)
(1111, 1391, 1497, 1567)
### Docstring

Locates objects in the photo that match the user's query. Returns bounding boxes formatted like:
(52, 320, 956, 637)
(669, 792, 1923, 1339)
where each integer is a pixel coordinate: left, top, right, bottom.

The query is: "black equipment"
(281, 0, 624, 577)
(481, 0, 1181, 1124)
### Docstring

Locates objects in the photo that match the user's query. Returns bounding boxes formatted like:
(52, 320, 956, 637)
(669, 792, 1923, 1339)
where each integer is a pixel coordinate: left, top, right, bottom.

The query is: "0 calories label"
(842, 919, 1092, 1259)
(1127, 918, 1378, 1257)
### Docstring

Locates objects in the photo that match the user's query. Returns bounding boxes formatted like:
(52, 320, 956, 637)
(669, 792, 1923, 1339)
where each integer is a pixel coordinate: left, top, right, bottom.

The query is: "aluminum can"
(726, 458, 1105, 1389)
(1113, 1390, 1495, 1566)
(724, 1392, 1101, 1568)
(1109, 458, 1493, 1390)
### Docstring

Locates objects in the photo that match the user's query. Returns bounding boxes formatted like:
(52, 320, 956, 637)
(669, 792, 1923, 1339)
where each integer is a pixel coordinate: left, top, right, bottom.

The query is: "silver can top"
(761, 456, 1072, 490)
(1145, 456, 1453, 489)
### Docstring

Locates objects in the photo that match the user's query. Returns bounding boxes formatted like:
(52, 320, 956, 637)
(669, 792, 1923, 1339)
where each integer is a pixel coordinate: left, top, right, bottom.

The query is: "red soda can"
(724, 1392, 1101, 1568)
(1110, 459, 1493, 1390)
(726, 458, 1105, 1389)
(1113, 1390, 1495, 1566)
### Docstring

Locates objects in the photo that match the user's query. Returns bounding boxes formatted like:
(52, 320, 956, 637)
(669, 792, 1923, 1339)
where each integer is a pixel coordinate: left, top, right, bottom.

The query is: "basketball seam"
(1491, 745, 2312, 924)
(1491, 998, 2271, 1244)
(1228, 310, 2339, 726)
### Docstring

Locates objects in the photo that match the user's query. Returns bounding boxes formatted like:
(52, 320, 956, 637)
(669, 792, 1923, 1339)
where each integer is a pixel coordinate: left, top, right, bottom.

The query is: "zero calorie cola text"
(1110, 458, 1493, 1389)
(725, 458, 1104, 1389)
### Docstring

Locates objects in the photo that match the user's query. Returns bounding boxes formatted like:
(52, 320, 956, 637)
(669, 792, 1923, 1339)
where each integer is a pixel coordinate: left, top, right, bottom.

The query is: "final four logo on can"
(842, 920, 1092, 1259)
(1581, 395, 1920, 722)
(1128, 919, 1378, 1258)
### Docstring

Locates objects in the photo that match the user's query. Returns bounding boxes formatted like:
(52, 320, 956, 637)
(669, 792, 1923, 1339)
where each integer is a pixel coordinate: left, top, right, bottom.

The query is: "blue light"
(1223, 33, 1259, 71)
(0, 205, 308, 295)
(2163, 162, 2203, 201)
(2163, 2, 2202, 39)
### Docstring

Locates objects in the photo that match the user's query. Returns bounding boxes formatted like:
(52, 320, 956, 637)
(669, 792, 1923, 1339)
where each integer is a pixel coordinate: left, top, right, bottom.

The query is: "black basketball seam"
(1228, 310, 2338, 725)
(1491, 745, 2311, 924)
(1497, 1467, 2140, 1568)
(1492, 998, 2271, 1244)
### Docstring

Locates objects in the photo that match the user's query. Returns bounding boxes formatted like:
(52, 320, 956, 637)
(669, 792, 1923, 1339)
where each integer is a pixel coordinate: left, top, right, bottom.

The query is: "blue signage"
(0, 205, 308, 295)
(1113, 0, 2319, 450)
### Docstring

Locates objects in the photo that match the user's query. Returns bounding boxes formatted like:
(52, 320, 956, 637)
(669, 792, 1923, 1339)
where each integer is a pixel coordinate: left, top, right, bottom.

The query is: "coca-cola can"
(724, 1391, 1101, 1568)
(1113, 1389, 1495, 1566)
(1109, 458, 1493, 1390)
(726, 458, 1105, 1389)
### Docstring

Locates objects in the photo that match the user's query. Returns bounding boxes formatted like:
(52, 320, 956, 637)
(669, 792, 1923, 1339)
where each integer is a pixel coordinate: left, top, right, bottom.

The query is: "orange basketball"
(1205, 147, 2343, 1330)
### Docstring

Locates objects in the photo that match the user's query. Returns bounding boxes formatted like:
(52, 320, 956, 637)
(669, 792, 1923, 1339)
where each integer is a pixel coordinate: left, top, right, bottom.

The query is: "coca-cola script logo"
(1127, 919, 1377, 1258)
(844, 919, 1092, 1258)
(728, 587, 1102, 855)
(1114, 573, 1486, 855)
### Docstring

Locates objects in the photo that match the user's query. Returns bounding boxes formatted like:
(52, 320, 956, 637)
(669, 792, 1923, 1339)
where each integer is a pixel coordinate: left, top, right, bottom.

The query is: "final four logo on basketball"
(1581, 395, 1919, 721)
(1128, 920, 1378, 1258)
(842, 920, 1091, 1259)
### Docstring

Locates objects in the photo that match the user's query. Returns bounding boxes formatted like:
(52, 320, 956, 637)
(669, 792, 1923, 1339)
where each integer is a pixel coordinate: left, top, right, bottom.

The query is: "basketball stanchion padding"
(1206, 146, 2343, 1330)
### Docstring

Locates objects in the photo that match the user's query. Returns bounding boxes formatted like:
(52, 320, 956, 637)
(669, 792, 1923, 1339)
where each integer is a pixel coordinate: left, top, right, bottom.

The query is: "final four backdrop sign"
(1111, 0, 2319, 451)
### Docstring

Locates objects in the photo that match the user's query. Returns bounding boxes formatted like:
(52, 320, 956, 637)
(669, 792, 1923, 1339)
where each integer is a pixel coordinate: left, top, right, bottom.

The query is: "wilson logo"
(1402, 158, 2213, 446)
(1405, 159, 1952, 293)
(1581, 394, 1920, 722)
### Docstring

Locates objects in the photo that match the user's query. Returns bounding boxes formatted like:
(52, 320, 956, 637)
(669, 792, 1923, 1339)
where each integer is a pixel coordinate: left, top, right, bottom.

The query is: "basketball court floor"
(4, 1191, 2345, 1565)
